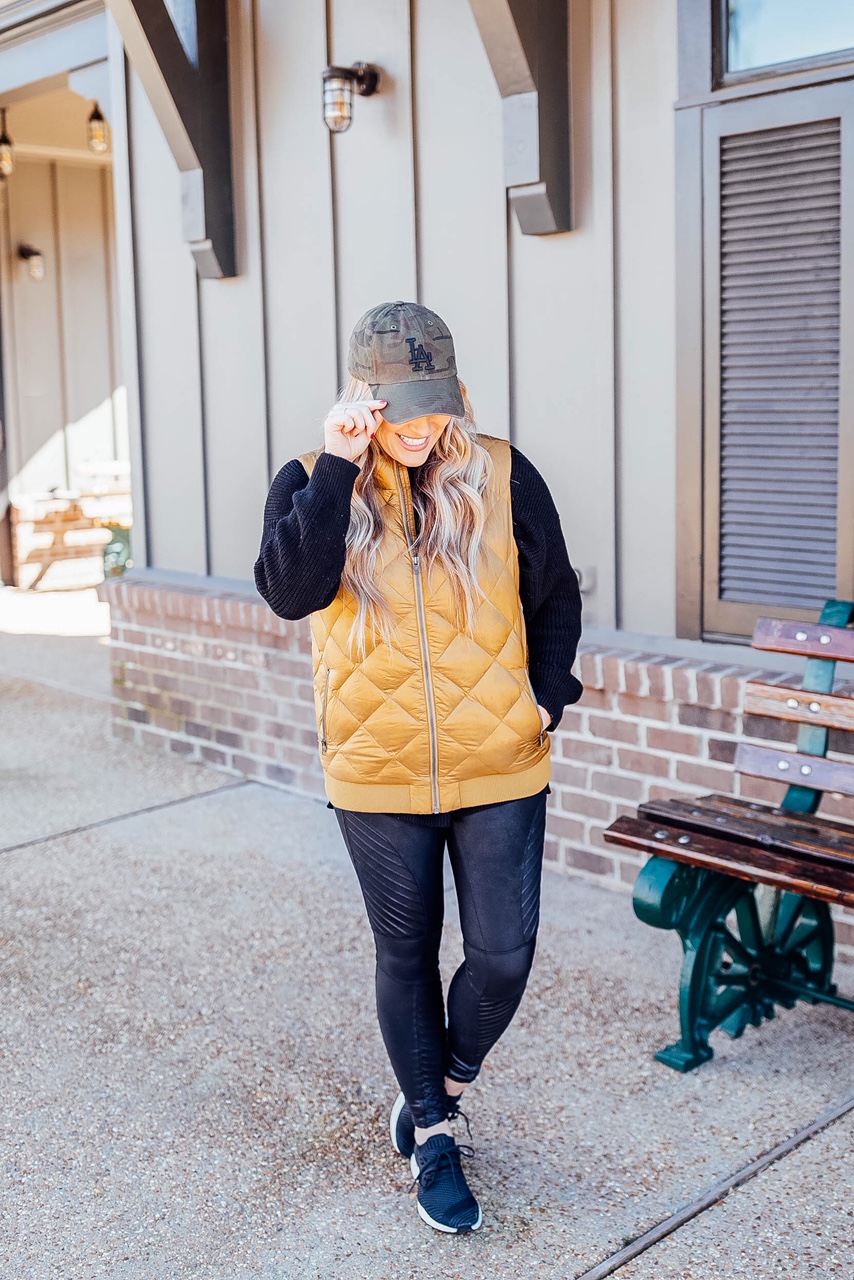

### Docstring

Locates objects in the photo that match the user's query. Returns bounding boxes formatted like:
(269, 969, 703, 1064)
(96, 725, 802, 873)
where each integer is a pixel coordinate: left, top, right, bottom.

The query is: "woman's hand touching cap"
(324, 399, 386, 464)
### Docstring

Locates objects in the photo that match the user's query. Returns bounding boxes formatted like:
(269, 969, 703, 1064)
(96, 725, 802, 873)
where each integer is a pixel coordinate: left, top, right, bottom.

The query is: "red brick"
(622, 659, 647, 697)
(232, 754, 265, 776)
(617, 748, 670, 778)
(559, 790, 614, 821)
(561, 737, 614, 766)
(588, 822, 623, 850)
(807, 792, 854, 821)
(185, 720, 213, 741)
(675, 760, 735, 792)
(742, 714, 797, 745)
(127, 706, 149, 724)
(565, 845, 615, 877)
(168, 696, 196, 717)
(835, 919, 854, 948)
(646, 726, 702, 757)
(618, 858, 644, 886)
(601, 654, 627, 693)
(550, 759, 589, 789)
(645, 657, 674, 701)
(231, 711, 260, 733)
(545, 812, 586, 842)
(149, 708, 184, 732)
(721, 673, 745, 711)
(200, 744, 228, 766)
(648, 783, 706, 803)
(198, 703, 230, 727)
(169, 737, 195, 757)
(671, 662, 697, 703)
(543, 835, 560, 864)
(246, 693, 279, 716)
(734, 775, 787, 805)
(266, 763, 296, 786)
(557, 709, 584, 734)
(591, 770, 644, 801)
(678, 705, 736, 734)
(696, 668, 725, 709)
(578, 651, 602, 688)
(588, 715, 640, 745)
(616, 694, 670, 723)
(708, 737, 738, 764)
(214, 728, 242, 749)
(577, 688, 609, 711)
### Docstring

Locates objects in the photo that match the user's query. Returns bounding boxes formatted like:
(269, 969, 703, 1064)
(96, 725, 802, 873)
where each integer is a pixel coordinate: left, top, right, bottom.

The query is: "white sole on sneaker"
(409, 1151, 482, 1233)
(390, 1090, 408, 1155)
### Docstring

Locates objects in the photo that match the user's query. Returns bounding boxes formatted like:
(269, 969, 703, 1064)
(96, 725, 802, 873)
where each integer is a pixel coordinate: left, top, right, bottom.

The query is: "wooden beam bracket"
(106, 0, 235, 278)
(469, 0, 571, 234)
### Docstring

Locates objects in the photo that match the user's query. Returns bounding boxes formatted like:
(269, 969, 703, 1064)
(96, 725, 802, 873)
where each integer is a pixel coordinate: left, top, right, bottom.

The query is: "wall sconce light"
(322, 63, 379, 134)
(87, 101, 108, 153)
(18, 244, 45, 281)
(0, 107, 14, 177)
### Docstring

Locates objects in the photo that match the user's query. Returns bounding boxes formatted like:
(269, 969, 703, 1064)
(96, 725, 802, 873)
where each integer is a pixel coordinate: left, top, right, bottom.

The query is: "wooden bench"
(603, 599, 854, 1072)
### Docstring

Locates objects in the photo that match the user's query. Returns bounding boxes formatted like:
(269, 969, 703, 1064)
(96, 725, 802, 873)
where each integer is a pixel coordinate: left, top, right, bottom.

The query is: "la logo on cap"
(406, 337, 434, 372)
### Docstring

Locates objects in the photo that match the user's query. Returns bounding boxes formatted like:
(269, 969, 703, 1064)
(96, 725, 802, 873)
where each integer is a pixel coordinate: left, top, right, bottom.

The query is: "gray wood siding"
(122, 0, 682, 635)
(127, 67, 207, 574)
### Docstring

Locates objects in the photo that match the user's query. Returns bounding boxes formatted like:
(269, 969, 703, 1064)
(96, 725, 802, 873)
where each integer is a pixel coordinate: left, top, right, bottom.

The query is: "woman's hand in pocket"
(537, 704, 551, 733)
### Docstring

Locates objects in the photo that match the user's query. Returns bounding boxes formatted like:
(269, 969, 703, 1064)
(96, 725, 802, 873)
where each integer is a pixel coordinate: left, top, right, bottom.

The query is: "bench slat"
(735, 742, 854, 797)
(637, 797, 854, 871)
(686, 792, 854, 839)
(752, 616, 854, 664)
(744, 681, 854, 732)
(603, 815, 854, 908)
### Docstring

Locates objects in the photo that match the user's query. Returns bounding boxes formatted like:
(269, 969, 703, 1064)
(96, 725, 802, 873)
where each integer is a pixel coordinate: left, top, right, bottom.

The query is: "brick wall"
(97, 573, 854, 961)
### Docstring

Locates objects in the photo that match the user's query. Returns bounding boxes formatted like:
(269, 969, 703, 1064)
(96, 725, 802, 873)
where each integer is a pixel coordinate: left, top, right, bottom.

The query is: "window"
(726, 0, 854, 77)
(700, 86, 854, 638)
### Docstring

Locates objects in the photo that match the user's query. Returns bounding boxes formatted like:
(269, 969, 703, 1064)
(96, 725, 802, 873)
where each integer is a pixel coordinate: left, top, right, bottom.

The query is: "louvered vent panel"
(719, 119, 840, 608)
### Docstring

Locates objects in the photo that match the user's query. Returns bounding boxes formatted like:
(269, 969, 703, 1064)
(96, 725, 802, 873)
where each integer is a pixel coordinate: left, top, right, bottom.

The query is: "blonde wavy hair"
(332, 376, 493, 657)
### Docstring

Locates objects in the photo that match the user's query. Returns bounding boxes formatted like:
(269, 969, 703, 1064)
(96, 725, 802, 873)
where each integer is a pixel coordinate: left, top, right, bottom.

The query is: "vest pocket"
(524, 668, 546, 748)
(320, 665, 332, 753)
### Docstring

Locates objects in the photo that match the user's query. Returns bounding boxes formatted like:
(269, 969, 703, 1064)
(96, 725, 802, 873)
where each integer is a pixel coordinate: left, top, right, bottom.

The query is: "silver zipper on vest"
(320, 665, 331, 754)
(395, 462, 441, 813)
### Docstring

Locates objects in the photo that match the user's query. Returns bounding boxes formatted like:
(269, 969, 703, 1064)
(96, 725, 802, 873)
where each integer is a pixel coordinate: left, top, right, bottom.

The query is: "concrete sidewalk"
(2, 588, 853, 1278)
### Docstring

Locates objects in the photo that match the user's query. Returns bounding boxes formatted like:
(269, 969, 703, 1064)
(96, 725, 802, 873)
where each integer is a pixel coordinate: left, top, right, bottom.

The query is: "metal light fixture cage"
(322, 62, 379, 134)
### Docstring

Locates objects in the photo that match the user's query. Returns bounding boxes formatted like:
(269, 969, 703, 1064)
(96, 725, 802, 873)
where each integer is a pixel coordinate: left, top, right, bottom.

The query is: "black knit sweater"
(254, 445, 584, 818)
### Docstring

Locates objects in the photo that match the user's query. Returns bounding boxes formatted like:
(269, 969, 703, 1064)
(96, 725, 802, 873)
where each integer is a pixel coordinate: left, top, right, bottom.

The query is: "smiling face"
(374, 413, 451, 466)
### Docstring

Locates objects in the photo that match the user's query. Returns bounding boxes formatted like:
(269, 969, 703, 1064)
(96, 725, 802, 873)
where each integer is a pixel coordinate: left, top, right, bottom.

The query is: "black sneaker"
(408, 1134, 481, 1233)
(390, 1089, 473, 1159)
(390, 1090, 416, 1158)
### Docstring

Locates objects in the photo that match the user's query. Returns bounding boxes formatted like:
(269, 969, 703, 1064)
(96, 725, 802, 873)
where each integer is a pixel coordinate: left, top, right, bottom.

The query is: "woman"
(254, 301, 583, 1234)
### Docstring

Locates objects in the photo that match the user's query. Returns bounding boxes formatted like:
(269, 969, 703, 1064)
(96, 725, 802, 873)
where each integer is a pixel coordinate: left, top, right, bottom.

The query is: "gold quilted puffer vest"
(298, 434, 551, 813)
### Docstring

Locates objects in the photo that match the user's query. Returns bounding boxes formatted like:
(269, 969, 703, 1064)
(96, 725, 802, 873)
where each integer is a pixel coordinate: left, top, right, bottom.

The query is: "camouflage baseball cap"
(347, 300, 465, 425)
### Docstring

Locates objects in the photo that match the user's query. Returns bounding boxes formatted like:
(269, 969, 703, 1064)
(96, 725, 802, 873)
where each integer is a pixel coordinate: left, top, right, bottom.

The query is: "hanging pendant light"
(0, 108, 14, 177)
(87, 101, 108, 153)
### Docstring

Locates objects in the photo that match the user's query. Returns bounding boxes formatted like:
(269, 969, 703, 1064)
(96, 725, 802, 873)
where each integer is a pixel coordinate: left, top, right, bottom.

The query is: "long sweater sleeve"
(509, 444, 584, 730)
(254, 444, 584, 730)
(253, 451, 359, 619)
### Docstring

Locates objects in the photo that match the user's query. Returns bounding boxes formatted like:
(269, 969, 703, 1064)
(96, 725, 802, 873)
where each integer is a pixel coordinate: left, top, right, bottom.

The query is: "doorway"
(0, 5, 131, 590)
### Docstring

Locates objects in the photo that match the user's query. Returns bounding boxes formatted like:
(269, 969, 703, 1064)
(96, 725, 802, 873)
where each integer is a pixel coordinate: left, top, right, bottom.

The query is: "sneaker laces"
(445, 1096, 473, 1141)
(408, 1142, 475, 1196)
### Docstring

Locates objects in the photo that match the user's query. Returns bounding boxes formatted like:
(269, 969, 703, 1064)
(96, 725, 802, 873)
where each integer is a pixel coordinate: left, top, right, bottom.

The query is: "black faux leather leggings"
(334, 787, 548, 1129)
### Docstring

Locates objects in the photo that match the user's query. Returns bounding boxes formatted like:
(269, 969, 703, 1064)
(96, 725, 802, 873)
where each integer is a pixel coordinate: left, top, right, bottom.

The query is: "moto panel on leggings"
(335, 787, 548, 1130)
